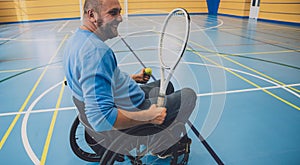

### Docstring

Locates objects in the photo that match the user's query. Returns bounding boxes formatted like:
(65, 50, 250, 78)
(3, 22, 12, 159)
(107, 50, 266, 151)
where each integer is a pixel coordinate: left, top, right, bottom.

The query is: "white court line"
(1, 60, 297, 165)
(57, 20, 70, 33)
(0, 60, 297, 164)
(1, 83, 299, 117)
(119, 61, 300, 99)
(21, 81, 63, 165)
(141, 16, 161, 25)
(0, 66, 63, 74)
(188, 18, 223, 33)
(50, 24, 59, 32)
(0, 107, 76, 117)
(198, 83, 300, 97)
(109, 29, 158, 48)
(185, 61, 300, 99)
(111, 29, 299, 98)
(0, 38, 57, 42)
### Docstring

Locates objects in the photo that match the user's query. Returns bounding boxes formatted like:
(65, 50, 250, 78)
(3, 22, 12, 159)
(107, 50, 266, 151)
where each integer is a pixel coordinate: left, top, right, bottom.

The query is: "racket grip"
(157, 95, 165, 107)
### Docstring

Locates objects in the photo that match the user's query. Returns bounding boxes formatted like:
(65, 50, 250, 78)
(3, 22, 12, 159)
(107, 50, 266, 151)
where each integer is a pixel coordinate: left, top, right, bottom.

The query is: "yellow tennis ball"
(144, 67, 152, 76)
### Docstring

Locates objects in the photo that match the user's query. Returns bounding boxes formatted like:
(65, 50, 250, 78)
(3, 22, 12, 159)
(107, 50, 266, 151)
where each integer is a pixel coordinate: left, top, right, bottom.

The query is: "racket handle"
(157, 95, 165, 107)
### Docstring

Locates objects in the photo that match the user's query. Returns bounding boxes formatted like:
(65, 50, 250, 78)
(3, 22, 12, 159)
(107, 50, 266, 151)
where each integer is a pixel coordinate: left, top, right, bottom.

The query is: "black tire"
(69, 116, 101, 162)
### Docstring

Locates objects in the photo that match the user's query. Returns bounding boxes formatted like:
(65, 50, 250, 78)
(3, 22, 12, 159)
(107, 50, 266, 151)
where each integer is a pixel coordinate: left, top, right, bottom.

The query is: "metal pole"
(124, 0, 128, 20)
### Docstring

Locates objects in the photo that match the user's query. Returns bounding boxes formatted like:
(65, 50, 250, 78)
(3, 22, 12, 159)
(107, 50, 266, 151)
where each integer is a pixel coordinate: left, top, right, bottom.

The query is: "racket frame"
(157, 8, 191, 107)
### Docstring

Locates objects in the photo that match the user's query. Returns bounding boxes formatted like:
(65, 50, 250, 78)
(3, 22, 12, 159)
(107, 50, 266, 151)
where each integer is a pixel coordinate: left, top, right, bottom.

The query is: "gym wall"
(218, 0, 300, 23)
(0, 0, 206, 24)
(259, 0, 300, 23)
(0, 0, 299, 24)
(0, 0, 82, 23)
(126, 0, 207, 14)
(218, 0, 251, 17)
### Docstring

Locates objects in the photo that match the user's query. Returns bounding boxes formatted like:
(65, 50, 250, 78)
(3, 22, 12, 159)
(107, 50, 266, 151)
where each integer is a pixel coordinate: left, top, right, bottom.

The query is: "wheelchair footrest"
(115, 154, 125, 162)
(153, 135, 192, 159)
(177, 136, 192, 154)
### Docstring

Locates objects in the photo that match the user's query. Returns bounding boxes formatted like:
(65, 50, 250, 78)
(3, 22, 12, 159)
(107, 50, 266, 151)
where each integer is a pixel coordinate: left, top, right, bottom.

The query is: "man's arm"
(113, 104, 166, 130)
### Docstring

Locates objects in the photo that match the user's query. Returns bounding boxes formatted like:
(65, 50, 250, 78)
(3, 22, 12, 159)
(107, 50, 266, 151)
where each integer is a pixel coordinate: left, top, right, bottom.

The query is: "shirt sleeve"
(79, 47, 118, 132)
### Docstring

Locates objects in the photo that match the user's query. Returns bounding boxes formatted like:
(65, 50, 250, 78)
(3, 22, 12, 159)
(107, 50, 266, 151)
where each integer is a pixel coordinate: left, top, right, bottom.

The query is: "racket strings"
(160, 11, 189, 70)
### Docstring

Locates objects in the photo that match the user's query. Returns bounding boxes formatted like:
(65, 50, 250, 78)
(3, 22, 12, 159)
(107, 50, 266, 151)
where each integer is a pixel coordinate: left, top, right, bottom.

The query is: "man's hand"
(114, 104, 167, 129)
(131, 68, 150, 84)
(146, 104, 167, 125)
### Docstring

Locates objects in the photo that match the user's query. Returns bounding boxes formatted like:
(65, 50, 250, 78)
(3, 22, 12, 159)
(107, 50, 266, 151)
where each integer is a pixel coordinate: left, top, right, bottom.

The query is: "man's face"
(96, 0, 122, 40)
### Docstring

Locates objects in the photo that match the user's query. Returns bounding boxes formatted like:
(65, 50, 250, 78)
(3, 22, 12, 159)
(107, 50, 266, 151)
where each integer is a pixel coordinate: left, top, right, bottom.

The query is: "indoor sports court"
(0, 0, 299, 164)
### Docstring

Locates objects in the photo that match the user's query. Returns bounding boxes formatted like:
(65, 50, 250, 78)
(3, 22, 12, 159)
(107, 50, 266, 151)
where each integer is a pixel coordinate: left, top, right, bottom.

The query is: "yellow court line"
(190, 41, 300, 93)
(40, 78, 66, 165)
(236, 49, 300, 56)
(221, 55, 300, 93)
(0, 34, 69, 150)
(188, 48, 300, 111)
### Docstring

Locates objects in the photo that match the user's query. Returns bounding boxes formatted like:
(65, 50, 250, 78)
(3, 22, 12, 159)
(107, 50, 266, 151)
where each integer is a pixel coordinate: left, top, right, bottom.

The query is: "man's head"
(83, 0, 122, 41)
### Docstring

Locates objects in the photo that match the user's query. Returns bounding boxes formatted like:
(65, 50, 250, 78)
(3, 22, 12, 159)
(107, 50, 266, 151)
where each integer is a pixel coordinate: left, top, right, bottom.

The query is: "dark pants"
(76, 80, 197, 155)
(139, 80, 197, 125)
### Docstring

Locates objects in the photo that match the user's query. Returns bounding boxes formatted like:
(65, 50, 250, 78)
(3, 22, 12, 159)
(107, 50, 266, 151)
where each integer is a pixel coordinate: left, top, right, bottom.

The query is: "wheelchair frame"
(69, 116, 191, 164)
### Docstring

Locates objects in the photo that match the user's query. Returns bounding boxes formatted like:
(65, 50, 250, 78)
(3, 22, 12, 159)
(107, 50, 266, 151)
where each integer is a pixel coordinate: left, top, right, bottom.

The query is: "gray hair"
(83, 0, 102, 14)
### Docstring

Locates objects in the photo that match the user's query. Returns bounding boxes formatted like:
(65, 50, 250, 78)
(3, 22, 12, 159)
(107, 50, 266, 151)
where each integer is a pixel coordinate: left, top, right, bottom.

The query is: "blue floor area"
(0, 14, 300, 164)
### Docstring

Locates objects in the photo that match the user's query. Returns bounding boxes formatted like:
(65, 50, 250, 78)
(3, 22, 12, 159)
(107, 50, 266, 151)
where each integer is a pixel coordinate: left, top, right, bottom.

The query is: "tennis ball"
(144, 67, 152, 76)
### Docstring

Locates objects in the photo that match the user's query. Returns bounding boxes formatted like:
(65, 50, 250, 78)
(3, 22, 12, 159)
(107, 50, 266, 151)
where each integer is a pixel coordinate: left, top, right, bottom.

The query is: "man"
(63, 0, 196, 156)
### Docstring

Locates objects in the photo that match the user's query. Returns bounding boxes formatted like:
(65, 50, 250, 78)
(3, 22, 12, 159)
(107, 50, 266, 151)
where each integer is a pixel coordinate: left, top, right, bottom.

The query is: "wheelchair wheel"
(100, 124, 191, 165)
(69, 116, 101, 162)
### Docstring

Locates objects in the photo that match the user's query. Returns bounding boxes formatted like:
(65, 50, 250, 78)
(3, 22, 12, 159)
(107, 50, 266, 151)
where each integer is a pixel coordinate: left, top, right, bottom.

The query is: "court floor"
(0, 14, 300, 165)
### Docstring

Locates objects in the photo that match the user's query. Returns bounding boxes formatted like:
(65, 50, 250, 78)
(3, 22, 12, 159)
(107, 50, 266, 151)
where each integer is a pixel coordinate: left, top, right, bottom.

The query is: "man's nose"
(117, 14, 123, 22)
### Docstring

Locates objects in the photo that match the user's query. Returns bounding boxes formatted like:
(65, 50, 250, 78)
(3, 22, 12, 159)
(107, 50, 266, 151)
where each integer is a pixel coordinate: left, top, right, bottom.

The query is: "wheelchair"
(69, 88, 192, 165)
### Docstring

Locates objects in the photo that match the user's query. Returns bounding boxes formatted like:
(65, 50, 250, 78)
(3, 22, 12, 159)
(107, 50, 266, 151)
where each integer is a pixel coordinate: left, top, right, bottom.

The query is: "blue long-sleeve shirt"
(63, 28, 145, 132)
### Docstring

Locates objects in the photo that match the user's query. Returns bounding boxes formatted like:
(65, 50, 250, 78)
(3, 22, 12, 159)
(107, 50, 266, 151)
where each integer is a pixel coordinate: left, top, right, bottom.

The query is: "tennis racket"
(157, 8, 191, 107)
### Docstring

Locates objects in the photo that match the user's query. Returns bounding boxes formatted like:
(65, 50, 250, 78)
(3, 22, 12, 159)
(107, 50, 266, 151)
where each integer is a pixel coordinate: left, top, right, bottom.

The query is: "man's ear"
(87, 9, 97, 23)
